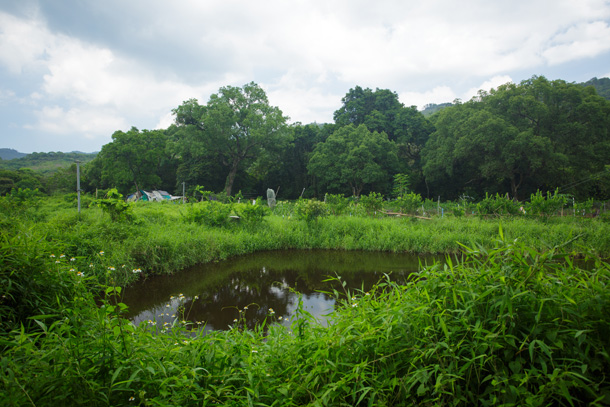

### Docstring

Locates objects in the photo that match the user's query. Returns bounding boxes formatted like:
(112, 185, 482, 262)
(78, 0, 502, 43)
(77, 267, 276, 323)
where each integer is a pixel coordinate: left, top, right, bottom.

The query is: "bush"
(324, 193, 350, 215)
(182, 200, 232, 227)
(476, 192, 519, 216)
(527, 189, 568, 217)
(91, 188, 132, 222)
(395, 192, 423, 214)
(233, 198, 270, 227)
(358, 192, 384, 216)
(294, 199, 329, 222)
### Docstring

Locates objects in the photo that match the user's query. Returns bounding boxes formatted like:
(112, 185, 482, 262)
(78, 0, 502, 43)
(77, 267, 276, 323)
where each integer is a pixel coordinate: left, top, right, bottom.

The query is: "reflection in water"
(122, 250, 445, 333)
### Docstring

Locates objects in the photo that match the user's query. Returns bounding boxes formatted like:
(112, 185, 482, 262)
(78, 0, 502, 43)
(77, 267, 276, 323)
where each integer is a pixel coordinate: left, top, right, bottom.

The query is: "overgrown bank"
(2, 195, 610, 405)
(1, 228, 609, 406)
(8, 195, 610, 286)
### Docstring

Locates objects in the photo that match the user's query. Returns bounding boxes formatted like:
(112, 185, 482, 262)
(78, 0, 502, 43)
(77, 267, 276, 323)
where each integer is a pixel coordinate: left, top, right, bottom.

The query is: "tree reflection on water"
(122, 249, 443, 333)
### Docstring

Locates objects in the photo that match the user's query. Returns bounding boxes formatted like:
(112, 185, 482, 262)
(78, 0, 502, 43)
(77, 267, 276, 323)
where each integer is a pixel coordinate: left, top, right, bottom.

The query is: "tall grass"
(1, 195, 607, 287)
(1, 225, 609, 406)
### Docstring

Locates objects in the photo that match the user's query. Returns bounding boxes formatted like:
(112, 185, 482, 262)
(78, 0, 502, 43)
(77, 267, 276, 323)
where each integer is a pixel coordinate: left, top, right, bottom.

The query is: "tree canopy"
(423, 76, 610, 200)
(10, 76, 610, 203)
(308, 124, 398, 197)
(172, 82, 290, 196)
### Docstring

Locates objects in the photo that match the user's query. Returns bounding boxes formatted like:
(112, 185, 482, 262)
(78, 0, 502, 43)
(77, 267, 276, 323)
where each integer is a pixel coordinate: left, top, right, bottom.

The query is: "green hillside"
(0, 148, 27, 160)
(0, 151, 97, 174)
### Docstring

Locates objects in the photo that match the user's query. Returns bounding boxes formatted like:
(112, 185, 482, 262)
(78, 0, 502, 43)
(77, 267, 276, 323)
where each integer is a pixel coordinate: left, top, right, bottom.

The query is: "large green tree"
(422, 76, 610, 200)
(308, 124, 398, 197)
(172, 82, 290, 196)
(333, 86, 434, 195)
(88, 127, 176, 195)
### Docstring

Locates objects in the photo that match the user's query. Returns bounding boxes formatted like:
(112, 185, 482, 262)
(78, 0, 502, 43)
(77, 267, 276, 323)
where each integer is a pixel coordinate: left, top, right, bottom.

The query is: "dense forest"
(3, 75, 610, 201)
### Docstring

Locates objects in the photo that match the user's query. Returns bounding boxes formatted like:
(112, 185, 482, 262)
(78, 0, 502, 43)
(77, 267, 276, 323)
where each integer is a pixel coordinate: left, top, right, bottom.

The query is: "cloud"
(0, 11, 48, 74)
(400, 86, 458, 110)
(26, 105, 128, 142)
(1, 1, 610, 152)
(399, 75, 513, 110)
(542, 21, 610, 65)
(462, 75, 514, 101)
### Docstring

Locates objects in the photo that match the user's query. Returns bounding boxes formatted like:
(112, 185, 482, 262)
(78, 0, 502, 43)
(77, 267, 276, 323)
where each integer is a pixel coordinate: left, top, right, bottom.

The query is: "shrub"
(358, 192, 384, 215)
(234, 198, 270, 227)
(324, 193, 350, 215)
(294, 199, 329, 222)
(182, 200, 232, 227)
(395, 192, 423, 214)
(476, 192, 519, 216)
(527, 189, 568, 217)
(92, 188, 132, 222)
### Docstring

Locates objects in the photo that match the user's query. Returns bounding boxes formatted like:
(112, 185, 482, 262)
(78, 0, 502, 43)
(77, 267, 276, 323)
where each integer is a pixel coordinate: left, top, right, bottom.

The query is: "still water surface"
(122, 250, 445, 333)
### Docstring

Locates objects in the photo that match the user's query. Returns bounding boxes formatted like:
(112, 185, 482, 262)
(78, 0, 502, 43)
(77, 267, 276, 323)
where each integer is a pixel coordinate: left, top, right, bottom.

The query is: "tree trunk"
(510, 173, 524, 201)
(225, 158, 241, 196)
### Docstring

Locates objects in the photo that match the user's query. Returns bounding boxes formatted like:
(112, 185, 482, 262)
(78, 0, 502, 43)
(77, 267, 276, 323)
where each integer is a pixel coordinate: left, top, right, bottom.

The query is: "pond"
(121, 249, 447, 333)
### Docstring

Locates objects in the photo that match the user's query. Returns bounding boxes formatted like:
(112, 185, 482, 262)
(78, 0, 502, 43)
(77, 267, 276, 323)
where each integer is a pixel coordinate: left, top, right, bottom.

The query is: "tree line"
(6, 75, 610, 201)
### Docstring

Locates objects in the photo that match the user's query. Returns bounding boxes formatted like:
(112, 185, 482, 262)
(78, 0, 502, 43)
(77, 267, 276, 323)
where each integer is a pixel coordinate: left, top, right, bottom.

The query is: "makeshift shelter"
(126, 190, 182, 202)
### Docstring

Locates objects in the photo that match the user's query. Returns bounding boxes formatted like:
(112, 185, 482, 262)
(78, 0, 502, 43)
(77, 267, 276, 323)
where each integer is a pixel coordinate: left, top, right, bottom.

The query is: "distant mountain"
(0, 151, 98, 173)
(580, 77, 610, 100)
(421, 102, 453, 117)
(0, 148, 27, 160)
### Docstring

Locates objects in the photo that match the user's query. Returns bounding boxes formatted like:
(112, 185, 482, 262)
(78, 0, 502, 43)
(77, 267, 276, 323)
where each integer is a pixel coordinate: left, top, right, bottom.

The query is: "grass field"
(1, 193, 609, 406)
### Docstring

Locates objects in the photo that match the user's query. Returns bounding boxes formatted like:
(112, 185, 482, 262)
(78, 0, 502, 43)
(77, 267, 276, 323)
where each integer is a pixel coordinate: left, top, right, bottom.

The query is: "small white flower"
(50, 254, 55, 258)
(55, 260, 60, 264)
(70, 257, 76, 262)
(77, 272, 84, 277)
(60, 254, 66, 258)
(99, 251, 104, 255)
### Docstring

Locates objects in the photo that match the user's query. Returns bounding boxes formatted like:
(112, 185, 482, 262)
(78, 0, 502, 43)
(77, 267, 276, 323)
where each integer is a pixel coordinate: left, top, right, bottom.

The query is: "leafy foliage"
(172, 82, 290, 196)
(308, 124, 398, 197)
(294, 199, 329, 222)
(358, 191, 384, 215)
(476, 192, 519, 216)
(182, 200, 232, 227)
(2, 219, 610, 406)
(324, 193, 351, 215)
(395, 192, 423, 214)
(527, 189, 568, 217)
(423, 76, 610, 201)
(233, 198, 269, 227)
(92, 188, 132, 222)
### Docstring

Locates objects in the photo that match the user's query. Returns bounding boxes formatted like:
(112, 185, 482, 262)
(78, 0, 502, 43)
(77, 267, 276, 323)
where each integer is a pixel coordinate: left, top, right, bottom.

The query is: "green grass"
(1, 226, 609, 406)
(2, 195, 610, 406)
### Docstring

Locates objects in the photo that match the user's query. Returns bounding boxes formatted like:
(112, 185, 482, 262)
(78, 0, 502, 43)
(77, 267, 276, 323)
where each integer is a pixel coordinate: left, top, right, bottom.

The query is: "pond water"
(121, 250, 446, 333)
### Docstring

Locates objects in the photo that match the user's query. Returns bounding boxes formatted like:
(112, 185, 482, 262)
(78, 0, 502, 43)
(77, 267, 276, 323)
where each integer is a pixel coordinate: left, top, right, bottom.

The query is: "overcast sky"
(1, 0, 610, 154)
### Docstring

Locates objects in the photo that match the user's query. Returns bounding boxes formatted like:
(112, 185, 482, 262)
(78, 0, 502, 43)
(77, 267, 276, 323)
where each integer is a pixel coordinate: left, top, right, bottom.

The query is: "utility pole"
(76, 160, 81, 215)
(182, 182, 185, 204)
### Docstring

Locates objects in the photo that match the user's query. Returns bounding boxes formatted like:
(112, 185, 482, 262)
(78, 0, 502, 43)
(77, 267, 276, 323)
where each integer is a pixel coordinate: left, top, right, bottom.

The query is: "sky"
(1, 0, 610, 154)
